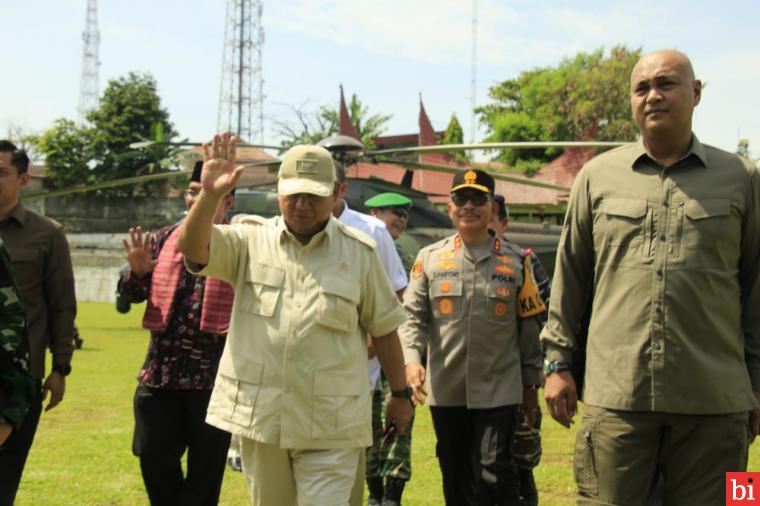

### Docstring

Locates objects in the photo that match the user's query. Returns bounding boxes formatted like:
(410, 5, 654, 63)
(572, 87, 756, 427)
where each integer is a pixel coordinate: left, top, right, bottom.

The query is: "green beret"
(364, 192, 413, 208)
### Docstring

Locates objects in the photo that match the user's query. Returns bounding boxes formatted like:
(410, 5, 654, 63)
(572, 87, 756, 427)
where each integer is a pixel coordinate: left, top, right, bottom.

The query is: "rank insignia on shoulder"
(454, 235, 463, 249)
(411, 260, 424, 280)
(493, 238, 502, 253)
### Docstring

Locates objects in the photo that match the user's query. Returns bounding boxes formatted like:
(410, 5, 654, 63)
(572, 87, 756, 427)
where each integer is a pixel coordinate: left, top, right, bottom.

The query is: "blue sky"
(2, 0, 759, 158)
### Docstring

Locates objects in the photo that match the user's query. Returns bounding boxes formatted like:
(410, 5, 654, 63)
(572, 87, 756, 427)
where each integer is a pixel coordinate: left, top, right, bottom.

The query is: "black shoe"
(518, 469, 538, 506)
(382, 477, 406, 506)
(367, 476, 384, 506)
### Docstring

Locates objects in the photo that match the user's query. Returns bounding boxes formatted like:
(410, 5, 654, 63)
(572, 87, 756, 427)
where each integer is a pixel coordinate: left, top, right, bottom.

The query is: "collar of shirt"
(4, 201, 28, 227)
(275, 214, 336, 247)
(630, 134, 708, 171)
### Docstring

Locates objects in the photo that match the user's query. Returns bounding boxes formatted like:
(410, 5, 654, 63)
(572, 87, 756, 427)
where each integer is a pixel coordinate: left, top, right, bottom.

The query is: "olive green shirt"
(187, 215, 407, 449)
(0, 202, 76, 379)
(400, 234, 543, 408)
(541, 136, 760, 414)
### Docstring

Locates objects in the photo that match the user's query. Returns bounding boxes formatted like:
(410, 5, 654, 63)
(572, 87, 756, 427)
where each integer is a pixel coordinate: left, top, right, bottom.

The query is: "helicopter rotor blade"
(24, 159, 283, 200)
(128, 140, 283, 150)
(367, 141, 628, 157)
(380, 159, 571, 192)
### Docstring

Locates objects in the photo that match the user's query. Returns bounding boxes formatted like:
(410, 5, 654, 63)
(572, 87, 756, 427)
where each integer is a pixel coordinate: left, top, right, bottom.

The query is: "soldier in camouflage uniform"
(491, 195, 551, 506)
(0, 237, 32, 446)
(365, 193, 415, 506)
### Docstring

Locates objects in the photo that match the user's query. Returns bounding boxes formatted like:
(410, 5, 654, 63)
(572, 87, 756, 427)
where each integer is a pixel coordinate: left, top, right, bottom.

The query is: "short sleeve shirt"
(188, 215, 407, 449)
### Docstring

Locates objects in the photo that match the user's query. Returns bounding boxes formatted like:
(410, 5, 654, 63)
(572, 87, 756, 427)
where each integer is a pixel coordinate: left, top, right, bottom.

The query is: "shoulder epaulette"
(336, 221, 376, 249)
(231, 214, 268, 226)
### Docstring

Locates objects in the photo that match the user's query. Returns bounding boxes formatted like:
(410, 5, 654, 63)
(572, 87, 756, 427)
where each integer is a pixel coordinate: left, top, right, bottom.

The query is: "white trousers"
(240, 437, 361, 506)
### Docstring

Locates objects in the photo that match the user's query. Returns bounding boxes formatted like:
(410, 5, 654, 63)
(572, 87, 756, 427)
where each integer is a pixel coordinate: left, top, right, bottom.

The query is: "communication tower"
(78, 0, 100, 125)
(217, 0, 265, 143)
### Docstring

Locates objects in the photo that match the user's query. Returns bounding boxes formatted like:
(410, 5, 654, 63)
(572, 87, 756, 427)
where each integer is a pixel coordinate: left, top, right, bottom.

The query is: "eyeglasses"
(451, 192, 490, 207)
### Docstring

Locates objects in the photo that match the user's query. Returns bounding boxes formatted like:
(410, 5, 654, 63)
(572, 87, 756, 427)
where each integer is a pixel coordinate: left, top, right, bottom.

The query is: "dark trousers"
(0, 380, 42, 506)
(430, 405, 520, 506)
(132, 385, 231, 506)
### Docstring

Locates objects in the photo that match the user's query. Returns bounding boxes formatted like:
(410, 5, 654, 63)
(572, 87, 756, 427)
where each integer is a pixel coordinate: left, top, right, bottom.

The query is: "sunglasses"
(451, 192, 490, 207)
(388, 207, 409, 218)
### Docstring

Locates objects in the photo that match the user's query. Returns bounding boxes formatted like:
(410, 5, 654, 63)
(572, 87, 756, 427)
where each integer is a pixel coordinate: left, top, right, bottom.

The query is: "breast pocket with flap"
(317, 277, 360, 333)
(240, 263, 284, 317)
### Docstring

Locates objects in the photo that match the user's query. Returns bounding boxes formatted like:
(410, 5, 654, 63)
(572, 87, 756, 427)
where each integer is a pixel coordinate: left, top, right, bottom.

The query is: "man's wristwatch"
(543, 359, 570, 375)
(52, 363, 72, 376)
(390, 386, 413, 399)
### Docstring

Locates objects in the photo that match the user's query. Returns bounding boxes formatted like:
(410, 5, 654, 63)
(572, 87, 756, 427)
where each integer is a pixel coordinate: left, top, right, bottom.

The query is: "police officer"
(400, 169, 544, 505)
(542, 49, 760, 504)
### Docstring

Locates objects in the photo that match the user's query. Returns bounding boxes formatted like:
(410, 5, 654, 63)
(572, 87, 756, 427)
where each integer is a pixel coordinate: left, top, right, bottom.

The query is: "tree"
(87, 72, 177, 196)
(476, 45, 641, 172)
(274, 93, 391, 150)
(36, 72, 178, 195)
(442, 113, 470, 163)
(36, 119, 94, 188)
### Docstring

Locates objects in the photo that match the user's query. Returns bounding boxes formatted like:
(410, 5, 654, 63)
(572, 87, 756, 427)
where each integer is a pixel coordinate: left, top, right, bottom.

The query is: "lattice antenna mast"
(217, 0, 265, 143)
(469, 0, 478, 143)
(78, 0, 100, 125)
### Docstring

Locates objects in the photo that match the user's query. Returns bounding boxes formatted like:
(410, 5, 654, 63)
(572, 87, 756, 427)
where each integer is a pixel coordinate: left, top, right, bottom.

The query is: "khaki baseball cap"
(277, 145, 336, 197)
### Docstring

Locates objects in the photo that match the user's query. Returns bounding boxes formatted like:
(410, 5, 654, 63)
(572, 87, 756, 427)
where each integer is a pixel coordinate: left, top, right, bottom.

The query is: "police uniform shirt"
(541, 136, 760, 414)
(399, 233, 543, 409)
(187, 215, 408, 449)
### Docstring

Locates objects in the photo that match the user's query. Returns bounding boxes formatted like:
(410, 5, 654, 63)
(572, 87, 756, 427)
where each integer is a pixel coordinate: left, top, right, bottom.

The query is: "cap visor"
(451, 183, 491, 193)
(278, 178, 334, 197)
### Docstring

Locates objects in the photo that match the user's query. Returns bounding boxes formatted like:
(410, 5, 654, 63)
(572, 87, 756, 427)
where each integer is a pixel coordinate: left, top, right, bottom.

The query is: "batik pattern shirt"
(120, 224, 226, 390)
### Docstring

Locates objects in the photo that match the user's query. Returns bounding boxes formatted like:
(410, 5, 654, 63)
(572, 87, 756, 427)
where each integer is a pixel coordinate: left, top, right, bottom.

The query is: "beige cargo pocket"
(597, 197, 647, 247)
(316, 278, 359, 333)
(429, 278, 463, 319)
(311, 371, 366, 439)
(241, 263, 284, 316)
(217, 357, 264, 427)
(573, 419, 599, 496)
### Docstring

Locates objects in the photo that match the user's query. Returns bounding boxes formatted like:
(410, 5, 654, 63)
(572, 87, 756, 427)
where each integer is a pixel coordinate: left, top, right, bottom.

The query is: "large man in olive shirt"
(542, 49, 760, 504)
(0, 143, 77, 504)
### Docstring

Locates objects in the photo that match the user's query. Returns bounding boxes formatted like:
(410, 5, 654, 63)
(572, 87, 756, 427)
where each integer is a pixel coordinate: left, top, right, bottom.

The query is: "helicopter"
(23, 132, 627, 275)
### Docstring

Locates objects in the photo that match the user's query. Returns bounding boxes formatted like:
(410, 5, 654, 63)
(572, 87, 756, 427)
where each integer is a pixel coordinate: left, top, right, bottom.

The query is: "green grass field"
(12, 303, 760, 505)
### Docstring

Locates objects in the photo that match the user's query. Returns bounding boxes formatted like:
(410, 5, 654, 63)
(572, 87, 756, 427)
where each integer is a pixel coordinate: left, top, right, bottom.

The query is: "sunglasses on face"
(388, 207, 409, 218)
(451, 192, 490, 207)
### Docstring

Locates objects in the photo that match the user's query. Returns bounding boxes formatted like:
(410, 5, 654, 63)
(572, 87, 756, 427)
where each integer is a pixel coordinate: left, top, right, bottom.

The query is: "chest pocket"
(597, 197, 647, 247)
(317, 277, 360, 333)
(485, 271, 517, 323)
(5, 248, 38, 293)
(430, 278, 463, 319)
(683, 199, 733, 248)
(241, 263, 284, 317)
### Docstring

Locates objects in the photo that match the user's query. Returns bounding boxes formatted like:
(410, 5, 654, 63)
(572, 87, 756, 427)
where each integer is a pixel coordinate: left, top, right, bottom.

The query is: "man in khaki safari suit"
(542, 49, 760, 504)
(178, 132, 412, 506)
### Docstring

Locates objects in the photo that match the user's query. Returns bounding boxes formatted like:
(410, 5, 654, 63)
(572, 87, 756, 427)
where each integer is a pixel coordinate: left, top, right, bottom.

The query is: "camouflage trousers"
(366, 378, 415, 481)
(512, 405, 542, 469)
